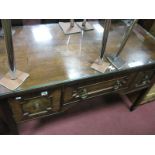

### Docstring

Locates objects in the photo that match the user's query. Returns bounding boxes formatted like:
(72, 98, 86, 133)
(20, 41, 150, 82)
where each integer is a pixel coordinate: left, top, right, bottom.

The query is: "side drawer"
(8, 89, 61, 122)
(133, 69, 155, 88)
(63, 75, 133, 104)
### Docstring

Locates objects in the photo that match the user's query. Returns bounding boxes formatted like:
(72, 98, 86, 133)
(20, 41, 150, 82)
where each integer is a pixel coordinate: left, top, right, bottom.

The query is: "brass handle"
(24, 110, 48, 117)
(113, 80, 122, 90)
(135, 75, 150, 87)
(135, 80, 150, 87)
(72, 88, 88, 100)
(79, 89, 88, 99)
(142, 80, 150, 85)
(113, 85, 119, 90)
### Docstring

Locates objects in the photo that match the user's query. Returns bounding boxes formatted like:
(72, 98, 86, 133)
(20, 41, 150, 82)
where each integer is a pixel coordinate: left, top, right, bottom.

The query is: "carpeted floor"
(19, 94, 155, 135)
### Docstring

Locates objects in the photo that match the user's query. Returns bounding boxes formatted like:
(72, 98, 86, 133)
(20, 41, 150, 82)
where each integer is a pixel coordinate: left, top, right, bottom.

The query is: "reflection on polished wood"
(0, 21, 155, 97)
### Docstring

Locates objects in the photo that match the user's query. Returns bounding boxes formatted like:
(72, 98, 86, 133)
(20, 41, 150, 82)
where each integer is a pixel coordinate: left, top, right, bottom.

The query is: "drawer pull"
(80, 89, 88, 99)
(135, 75, 150, 87)
(72, 88, 88, 99)
(88, 87, 113, 95)
(113, 80, 123, 90)
(135, 80, 150, 87)
(29, 111, 48, 117)
(24, 110, 48, 117)
(142, 80, 150, 85)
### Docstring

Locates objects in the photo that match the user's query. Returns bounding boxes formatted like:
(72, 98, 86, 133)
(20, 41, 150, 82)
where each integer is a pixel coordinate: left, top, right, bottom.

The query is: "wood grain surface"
(0, 21, 154, 96)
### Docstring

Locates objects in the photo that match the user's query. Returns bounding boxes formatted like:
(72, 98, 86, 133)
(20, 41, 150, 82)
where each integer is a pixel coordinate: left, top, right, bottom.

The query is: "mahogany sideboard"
(0, 21, 155, 134)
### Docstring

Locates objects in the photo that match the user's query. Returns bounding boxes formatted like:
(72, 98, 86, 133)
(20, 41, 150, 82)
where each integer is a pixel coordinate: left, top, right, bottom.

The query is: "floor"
(19, 94, 155, 135)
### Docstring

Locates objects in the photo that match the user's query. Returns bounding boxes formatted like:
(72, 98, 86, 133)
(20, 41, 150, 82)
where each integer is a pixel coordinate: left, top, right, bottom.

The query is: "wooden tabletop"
(0, 21, 155, 97)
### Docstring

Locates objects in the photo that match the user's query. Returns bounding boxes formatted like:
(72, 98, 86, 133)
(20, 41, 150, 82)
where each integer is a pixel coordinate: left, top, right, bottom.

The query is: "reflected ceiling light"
(32, 26, 53, 42)
(93, 24, 104, 33)
(128, 61, 144, 67)
(68, 69, 81, 80)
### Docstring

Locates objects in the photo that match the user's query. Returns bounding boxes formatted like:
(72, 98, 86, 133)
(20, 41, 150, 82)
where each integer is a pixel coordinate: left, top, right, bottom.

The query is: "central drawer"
(9, 89, 61, 122)
(63, 75, 133, 104)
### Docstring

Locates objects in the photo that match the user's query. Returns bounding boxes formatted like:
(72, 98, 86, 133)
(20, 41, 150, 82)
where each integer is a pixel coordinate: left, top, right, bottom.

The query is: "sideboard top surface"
(0, 20, 155, 97)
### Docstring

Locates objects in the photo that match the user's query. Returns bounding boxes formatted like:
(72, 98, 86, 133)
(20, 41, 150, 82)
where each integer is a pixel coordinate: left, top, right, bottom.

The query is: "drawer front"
(63, 75, 132, 104)
(133, 69, 155, 88)
(9, 89, 61, 122)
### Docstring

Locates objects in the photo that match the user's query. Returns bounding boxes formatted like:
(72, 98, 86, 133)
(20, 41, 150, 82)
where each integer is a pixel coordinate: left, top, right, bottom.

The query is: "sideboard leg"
(130, 88, 148, 111)
(0, 100, 19, 135)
